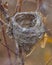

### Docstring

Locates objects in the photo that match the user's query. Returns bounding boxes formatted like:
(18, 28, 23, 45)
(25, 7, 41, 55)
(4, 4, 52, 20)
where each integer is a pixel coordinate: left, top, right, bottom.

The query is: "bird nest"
(7, 12, 45, 54)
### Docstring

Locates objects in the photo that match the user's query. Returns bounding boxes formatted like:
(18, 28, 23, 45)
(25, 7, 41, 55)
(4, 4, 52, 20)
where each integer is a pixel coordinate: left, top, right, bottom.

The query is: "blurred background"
(0, 0, 52, 65)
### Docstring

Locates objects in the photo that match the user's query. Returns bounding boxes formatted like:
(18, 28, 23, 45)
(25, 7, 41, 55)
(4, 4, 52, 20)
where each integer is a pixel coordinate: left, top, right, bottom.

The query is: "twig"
(2, 26, 12, 65)
(0, 42, 17, 55)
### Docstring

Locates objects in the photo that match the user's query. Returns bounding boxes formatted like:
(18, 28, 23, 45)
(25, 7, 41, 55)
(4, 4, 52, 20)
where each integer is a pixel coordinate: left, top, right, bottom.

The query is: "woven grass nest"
(7, 12, 45, 55)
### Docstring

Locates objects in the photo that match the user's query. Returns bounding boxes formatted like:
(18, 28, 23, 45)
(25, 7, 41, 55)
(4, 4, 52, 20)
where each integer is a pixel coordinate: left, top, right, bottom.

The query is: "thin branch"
(0, 42, 17, 55)
(2, 26, 12, 65)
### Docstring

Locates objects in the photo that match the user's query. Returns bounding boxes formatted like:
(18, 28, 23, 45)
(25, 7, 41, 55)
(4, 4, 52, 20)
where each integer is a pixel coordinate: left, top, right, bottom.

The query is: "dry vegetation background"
(0, 0, 52, 65)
